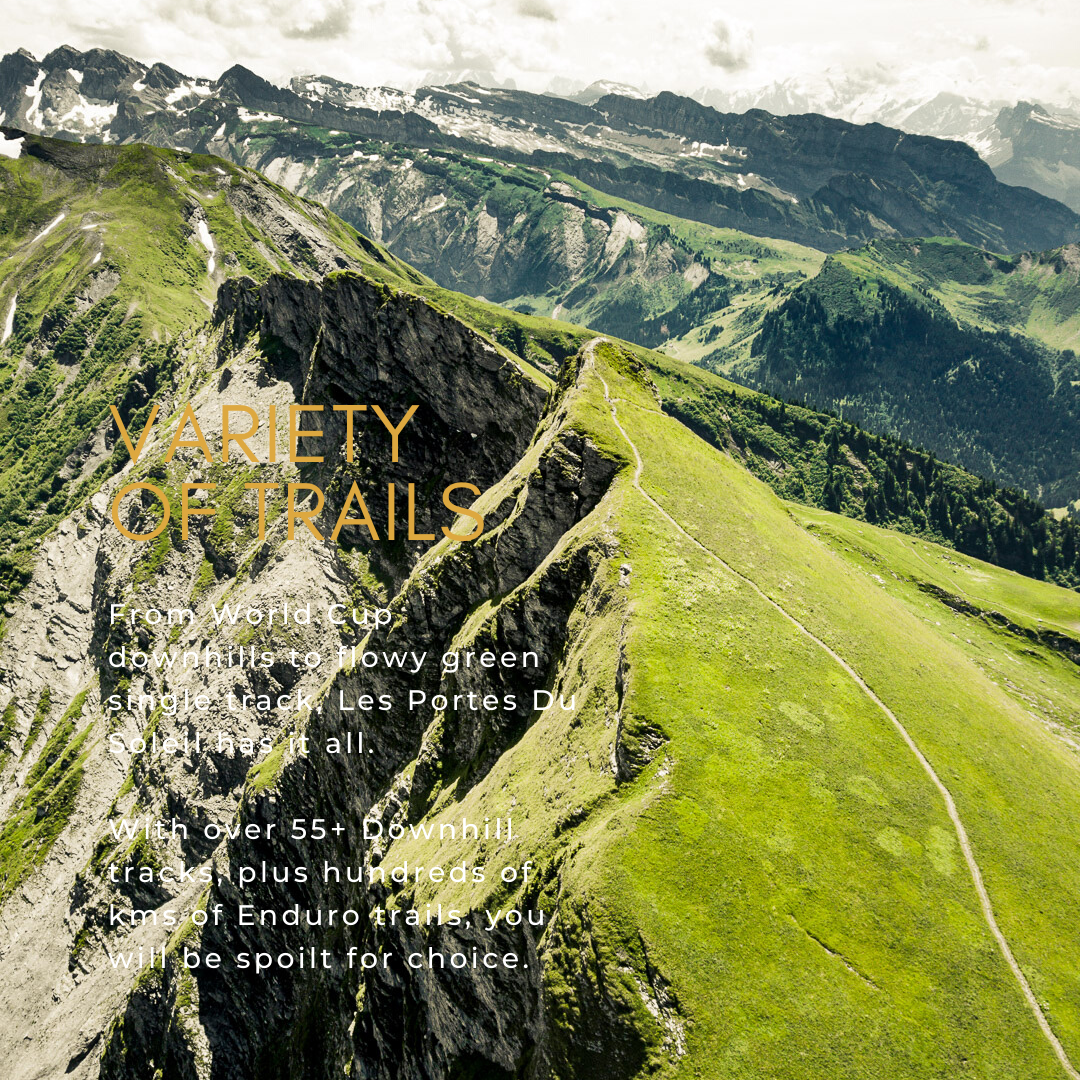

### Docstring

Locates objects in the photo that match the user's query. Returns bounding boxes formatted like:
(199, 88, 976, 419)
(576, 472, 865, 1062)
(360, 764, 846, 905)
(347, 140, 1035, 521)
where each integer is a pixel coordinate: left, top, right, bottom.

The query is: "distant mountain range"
(1, 45, 1078, 251)
(700, 78, 1080, 214)
(987, 101, 1080, 213)
(701, 79, 1002, 140)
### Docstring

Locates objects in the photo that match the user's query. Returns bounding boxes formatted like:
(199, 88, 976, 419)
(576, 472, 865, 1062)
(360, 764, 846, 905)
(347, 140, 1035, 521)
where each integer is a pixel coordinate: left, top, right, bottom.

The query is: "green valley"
(732, 246, 1080, 508)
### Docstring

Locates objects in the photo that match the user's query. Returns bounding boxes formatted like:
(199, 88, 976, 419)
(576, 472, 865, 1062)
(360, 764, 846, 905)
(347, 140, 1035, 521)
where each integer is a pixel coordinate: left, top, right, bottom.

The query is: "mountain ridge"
(3, 46, 1078, 257)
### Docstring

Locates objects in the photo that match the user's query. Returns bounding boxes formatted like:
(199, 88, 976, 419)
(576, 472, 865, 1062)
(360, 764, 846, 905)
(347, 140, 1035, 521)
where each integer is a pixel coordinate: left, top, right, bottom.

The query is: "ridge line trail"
(587, 339, 1080, 1079)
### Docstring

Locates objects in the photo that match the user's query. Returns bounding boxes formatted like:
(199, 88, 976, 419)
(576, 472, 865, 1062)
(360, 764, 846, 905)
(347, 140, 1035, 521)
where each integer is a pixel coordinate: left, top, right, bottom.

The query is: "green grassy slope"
(333, 339, 1080, 1078)
(793, 507, 1080, 738)
(397, 282, 1080, 592)
(835, 237, 1080, 353)
(642, 352, 1080, 589)
(609, 341, 1078, 1074)
(367, 254, 1080, 593)
(545, 171, 825, 363)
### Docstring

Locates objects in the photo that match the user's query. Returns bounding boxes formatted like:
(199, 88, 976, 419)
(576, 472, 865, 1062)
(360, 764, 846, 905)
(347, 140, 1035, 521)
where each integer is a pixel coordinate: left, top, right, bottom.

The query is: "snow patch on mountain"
(1, 294, 16, 344)
(0, 133, 23, 159)
(566, 79, 646, 106)
(166, 80, 212, 105)
(291, 77, 416, 114)
(1027, 109, 1080, 134)
(438, 88, 483, 106)
(238, 107, 282, 123)
(25, 69, 46, 129)
(59, 97, 118, 130)
(195, 218, 216, 275)
(289, 74, 567, 153)
(33, 213, 65, 244)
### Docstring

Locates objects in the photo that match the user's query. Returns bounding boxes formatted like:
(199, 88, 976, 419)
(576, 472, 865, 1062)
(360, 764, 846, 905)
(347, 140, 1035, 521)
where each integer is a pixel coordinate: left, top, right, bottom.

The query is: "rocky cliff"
(989, 102, 1080, 214)
(594, 92, 1080, 253)
(0, 264, 556, 1079)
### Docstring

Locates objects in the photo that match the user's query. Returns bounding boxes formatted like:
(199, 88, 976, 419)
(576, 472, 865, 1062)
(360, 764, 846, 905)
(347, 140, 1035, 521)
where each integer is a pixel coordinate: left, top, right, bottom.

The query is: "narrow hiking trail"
(588, 340, 1080, 1080)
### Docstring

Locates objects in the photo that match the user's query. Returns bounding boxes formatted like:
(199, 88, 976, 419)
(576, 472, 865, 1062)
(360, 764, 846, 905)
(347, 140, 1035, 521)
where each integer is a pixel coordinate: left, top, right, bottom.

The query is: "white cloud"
(516, 0, 557, 21)
(0, 0, 1077, 110)
(705, 18, 753, 72)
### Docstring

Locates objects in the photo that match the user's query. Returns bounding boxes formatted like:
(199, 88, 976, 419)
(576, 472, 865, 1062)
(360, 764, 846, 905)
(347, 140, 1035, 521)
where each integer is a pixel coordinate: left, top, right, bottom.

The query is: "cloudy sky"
(2, 0, 1079, 106)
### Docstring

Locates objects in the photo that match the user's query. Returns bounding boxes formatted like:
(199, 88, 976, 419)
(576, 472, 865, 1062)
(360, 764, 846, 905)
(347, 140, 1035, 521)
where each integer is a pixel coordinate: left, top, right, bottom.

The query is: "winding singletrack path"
(589, 339, 1079, 1079)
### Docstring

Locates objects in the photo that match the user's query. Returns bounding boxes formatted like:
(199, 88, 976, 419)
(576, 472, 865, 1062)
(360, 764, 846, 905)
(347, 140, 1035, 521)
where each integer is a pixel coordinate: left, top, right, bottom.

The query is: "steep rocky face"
(0, 49, 43, 122)
(0, 46, 144, 141)
(248, 165, 719, 340)
(214, 271, 550, 579)
(96, 331, 629, 1080)
(184, 127, 758, 353)
(0, 131, 550, 1077)
(593, 92, 1080, 253)
(989, 102, 1080, 214)
(0, 319, 348, 1078)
